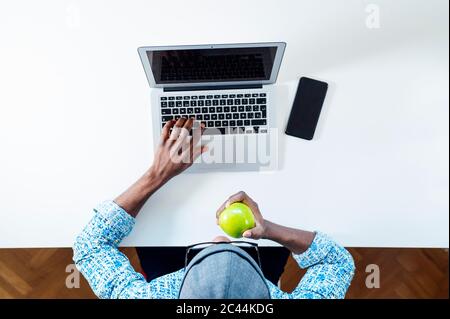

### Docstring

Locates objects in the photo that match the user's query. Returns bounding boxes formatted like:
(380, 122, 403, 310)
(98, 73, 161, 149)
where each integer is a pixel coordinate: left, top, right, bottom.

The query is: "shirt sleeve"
(72, 201, 155, 299)
(269, 232, 355, 299)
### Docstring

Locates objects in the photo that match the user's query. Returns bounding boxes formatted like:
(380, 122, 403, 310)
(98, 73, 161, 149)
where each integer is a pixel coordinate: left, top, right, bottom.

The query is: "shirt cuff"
(292, 232, 334, 269)
(93, 200, 136, 244)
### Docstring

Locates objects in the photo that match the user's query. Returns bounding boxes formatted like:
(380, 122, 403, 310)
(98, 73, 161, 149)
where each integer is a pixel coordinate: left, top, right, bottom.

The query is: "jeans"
(136, 246, 290, 285)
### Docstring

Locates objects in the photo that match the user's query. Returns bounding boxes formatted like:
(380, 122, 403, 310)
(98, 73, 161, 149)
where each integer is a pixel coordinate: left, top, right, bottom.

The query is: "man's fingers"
(169, 118, 187, 141)
(183, 117, 194, 131)
(216, 191, 247, 219)
(192, 121, 205, 147)
(160, 120, 176, 143)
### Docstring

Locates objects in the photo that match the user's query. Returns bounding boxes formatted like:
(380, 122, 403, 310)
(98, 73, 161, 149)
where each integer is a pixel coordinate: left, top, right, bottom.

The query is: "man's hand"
(115, 117, 207, 217)
(216, 191, 267, 239)
(150, 118, 207, 182)
(216, 191, 316, 254)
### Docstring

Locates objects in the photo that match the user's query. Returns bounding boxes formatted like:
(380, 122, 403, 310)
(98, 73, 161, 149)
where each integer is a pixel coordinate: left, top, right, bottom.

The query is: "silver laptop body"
(138, 42, 286, 172)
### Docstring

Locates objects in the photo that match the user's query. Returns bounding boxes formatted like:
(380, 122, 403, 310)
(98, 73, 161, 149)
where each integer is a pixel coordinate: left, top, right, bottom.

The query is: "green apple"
(218, 202, 255, 238)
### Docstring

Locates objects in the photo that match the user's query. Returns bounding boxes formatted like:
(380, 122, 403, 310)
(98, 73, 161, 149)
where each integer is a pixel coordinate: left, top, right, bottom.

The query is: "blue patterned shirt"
(73, 201, 355, 299)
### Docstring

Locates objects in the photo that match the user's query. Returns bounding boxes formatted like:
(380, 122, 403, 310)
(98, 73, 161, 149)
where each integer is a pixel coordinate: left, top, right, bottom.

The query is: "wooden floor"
(0, 247, 447, 299)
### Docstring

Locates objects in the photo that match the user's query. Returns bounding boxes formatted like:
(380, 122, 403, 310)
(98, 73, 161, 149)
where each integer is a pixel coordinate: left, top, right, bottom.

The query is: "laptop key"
(161, 97, 167, 100)
(162, 115, 174, 121)
(237, 120, 243, 126)
(198, 100, 204, 106)
(249, 98, 255, 104)
(262, 110, 267, 118)
(180, 108, 186, 114)
(227, 99, 233, 105)
(218, 114, 224, 120)
(215, 121, 221, 127)
(224, 106, 230, 112)
(230, 120, 236, 126)
(245, 94, 251, 97)
(256, 98, 266, 104)
(247, 112, 254, 119)
(253, 126, 259, 133)
(172, 108, 179, 114)
(246, 105, 252, 111)
(169, 97, 175, 100)
(205, 100, 212, 106)
(260, 93, 266, 97)
(209, 107, 215, 113)
(253, 105, 259, 111)
(238, 106, 244, 112)
(244, 120, 250, 126)
(211, 114, 218, 120)
(255, 112, 261, 118)
(226, 114, 232, 119)
(222, 120, 229, 126)
(194, 107, 201, 113)
(242, 99, 248, 105)
(231, 106, 237, 112)
(214, 95, 221, 99)
(161, 109, 171, 115)
(190, 101, 197, 106)
(233, 114, 239, 119)
(199, 96, 206, 99)
(237, 94, 243, 98)
(234, 99, 241, 105)
(176, 101, 182, 107)
(208, 121, 214, 127)
(187, 108, 194, 114)
(216, 107, 223, 112)
(252, 119, 267, 126)
(220, 100, 226, 105)
(213, 100, 219, 106)
(240, 113, 246, 119)
(204, 114, 210, 120)
(169, 101, 175, 107)
(202, 107, 208, 113)
(196, 114, 203, 120)
(161, 102, 168, 107)
(176, 96, 183, 100)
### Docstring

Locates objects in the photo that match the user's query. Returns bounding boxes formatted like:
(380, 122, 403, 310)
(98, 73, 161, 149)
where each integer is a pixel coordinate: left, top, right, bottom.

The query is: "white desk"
(0, 0, 448, 248)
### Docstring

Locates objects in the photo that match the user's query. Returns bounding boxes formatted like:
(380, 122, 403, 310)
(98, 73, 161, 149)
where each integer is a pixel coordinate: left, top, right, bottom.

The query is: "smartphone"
(285, 77, 328, 140)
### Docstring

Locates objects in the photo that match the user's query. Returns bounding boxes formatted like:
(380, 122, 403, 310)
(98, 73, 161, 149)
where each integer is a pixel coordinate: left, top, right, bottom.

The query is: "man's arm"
(216, 191, 355, 299)
(73, 118, 206, 299)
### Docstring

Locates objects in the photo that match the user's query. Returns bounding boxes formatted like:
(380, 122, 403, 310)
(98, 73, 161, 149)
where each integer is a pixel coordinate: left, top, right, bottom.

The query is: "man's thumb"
(243, 230, 252, 238)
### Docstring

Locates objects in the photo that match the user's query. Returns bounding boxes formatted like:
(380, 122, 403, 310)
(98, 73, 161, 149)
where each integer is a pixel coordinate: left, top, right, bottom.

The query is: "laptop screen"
(146, 46, 278, 85)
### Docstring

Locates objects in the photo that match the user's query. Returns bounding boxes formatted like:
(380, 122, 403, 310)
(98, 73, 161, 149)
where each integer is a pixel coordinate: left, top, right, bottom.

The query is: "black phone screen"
(285, 77, 328, 140)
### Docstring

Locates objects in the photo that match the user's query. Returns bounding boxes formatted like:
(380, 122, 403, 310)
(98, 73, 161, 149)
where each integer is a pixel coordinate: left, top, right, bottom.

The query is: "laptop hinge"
(163, 84, 263, 92)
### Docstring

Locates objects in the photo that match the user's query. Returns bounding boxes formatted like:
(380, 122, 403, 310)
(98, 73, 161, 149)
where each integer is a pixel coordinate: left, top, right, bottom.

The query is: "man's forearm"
(264, 220, 316, 254)
(115, 168, 167, 217)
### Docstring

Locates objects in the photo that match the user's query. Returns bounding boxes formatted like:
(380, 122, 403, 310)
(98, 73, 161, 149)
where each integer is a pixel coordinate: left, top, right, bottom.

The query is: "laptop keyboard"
(160, 93, 268, 135)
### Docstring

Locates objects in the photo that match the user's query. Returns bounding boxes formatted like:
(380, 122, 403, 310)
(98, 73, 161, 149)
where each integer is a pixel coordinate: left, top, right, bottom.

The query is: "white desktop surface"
(0, 0, 448, 248)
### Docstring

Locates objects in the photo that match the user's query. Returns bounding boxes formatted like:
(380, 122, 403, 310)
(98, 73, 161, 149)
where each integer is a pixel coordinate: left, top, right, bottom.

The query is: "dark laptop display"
(147, 47, 278, 84)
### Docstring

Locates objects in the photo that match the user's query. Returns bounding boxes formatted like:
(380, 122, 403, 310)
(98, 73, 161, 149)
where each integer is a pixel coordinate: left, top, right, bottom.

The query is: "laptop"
(138, 42, 286, 172)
